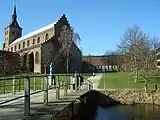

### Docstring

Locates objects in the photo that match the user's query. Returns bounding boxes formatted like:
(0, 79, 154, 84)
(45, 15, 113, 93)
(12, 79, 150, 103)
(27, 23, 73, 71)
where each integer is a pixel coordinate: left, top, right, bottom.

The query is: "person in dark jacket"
(74, 71, 79, 90)
(79, 74, 84, 90)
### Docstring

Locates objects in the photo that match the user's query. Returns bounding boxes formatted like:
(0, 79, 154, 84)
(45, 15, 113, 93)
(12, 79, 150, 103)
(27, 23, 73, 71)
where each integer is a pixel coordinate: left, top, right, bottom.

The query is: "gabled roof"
(10, 21, 56, 46)
(9, 14, 69, 46)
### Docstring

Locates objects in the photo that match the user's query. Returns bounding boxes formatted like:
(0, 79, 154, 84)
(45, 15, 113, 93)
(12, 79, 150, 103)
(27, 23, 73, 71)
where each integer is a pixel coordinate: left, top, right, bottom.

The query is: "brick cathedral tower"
(3, 0, 22, 51)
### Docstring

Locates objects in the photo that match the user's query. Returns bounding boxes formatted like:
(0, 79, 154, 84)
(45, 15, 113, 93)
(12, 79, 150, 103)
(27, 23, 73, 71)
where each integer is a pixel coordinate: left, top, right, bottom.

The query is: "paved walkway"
(87, 73, 103, 90)
(0, 74, 103, 120)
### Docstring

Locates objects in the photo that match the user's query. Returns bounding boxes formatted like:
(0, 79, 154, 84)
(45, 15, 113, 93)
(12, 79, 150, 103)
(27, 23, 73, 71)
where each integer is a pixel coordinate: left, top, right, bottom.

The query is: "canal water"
(95, 104, 160, 120)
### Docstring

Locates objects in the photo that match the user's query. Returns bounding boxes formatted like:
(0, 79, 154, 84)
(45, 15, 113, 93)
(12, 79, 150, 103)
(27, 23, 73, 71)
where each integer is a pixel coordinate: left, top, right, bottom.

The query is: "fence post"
(44, 75, 48, 106)
(41, 77, 43, 90)
(24, 76, 30, 116)
(3, 78, 5, 94)
(19, 78, 21, 92)
(64, 75, 67, 96)
(56, 75, 60, 100)
(33, 77, 36, 91)
(12, 76, 16, 94)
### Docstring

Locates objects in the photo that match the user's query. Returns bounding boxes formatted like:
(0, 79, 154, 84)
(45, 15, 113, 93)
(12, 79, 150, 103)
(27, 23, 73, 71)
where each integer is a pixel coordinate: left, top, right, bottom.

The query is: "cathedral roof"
(10, 21, 56, 46)
(10, 14, 68, 46)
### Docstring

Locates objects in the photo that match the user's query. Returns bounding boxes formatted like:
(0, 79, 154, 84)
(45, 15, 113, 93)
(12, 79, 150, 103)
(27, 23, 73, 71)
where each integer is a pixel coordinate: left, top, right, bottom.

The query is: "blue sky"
(0, 0, 160, 55)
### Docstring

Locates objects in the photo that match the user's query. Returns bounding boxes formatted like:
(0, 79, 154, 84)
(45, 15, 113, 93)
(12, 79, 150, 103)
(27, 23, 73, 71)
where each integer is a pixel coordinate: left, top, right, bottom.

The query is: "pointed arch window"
(11, 47, 13, 52)
(23, 42, 25, 48)
(45, 33, 49, 41)
(27, 40, 30, 46)
(18, 43, 21, 49)
(35, 51, 39, 64)
(14, 45, 17, 51)
(33, 39, 35, 45)
(37, 37, 40, 43)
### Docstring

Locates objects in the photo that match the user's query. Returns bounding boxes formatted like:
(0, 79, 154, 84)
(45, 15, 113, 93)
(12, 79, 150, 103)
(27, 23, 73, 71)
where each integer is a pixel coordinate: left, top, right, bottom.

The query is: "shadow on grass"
(137, 80, 145, 83)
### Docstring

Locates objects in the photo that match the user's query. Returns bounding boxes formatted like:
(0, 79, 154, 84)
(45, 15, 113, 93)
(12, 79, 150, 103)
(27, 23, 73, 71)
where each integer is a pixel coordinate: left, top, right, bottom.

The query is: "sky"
(0, 0, 160, 55)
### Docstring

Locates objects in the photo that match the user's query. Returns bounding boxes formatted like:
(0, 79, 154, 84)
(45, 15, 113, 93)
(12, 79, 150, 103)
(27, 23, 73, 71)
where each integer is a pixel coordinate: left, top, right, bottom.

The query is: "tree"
(26, 53, 34, 73)
(117, 25, 159, 82)
(58, 25, 81, 74)
(104, 51, 117, 71)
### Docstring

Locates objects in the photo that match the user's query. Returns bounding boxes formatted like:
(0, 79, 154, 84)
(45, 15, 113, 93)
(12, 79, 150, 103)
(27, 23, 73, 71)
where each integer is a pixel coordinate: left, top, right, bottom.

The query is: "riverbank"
(104, 89, 160, 105)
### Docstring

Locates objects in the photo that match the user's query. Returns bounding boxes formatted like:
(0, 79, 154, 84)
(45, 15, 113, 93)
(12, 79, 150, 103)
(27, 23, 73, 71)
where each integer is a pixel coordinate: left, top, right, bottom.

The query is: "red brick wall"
(0, 51, 20, 74)
(82, 55, 125, 67)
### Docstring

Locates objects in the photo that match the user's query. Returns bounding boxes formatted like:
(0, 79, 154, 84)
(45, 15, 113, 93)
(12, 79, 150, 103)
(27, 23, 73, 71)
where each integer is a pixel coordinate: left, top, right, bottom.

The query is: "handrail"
(0, 74, 93, 118)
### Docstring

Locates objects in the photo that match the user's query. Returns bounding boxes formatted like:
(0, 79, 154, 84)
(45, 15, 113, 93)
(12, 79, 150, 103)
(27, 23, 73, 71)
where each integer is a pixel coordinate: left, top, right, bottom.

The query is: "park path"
(87, 73, 103, 90)
(0, 74, 103, 120)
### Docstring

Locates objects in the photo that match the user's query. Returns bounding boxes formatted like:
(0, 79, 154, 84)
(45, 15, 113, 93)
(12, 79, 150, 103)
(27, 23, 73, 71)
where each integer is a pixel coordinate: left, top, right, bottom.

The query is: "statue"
(49, 62, 54, 85)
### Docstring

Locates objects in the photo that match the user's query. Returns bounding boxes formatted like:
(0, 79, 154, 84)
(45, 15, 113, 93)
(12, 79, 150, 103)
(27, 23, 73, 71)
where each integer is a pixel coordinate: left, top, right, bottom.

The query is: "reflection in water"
(95, 104, 160, 120)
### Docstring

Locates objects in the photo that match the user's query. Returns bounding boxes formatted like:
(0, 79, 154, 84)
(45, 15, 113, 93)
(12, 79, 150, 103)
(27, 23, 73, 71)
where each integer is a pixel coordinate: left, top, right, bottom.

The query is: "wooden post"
(56, 75, 60, 100)
(33, 77, 36, 91)
(103, 72, 106, 91)
(64, 75, 67, 96)
(3, 78, 5, 94)
(19, 78, 21, 92)
(12, 76, 16, 94)
(44, 75, 48, 106)
(24, 76, 30, 116)
(41, 77, 43, 90)
(51, 75, 53, 86)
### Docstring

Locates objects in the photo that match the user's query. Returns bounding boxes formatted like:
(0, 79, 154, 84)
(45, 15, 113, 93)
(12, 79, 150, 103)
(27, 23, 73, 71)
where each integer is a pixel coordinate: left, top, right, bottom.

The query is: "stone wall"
(104, 89, 160, 105)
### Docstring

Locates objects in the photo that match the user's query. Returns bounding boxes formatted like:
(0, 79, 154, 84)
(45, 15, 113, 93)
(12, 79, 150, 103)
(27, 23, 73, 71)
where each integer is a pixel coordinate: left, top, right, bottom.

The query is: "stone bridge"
(0, 74, 103, 120)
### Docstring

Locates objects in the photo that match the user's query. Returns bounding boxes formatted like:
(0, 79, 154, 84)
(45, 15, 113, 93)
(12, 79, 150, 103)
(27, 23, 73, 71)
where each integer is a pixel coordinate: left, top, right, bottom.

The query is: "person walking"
(72, 75, 76, 92)
(74, 71, 79, 90)
(79, 74, 84, 90)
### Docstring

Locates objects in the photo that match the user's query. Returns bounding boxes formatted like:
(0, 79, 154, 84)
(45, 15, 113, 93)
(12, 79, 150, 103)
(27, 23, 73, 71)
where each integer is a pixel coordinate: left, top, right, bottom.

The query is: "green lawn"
(0, 73, 92, 94)
(99, 72, 160, 89)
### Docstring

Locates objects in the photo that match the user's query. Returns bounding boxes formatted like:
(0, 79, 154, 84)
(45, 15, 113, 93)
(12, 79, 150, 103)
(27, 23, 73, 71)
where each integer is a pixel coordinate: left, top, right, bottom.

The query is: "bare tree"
(104, 51, 117, 71)
(117, 25, 159, 82)
(58, 25, 81, 74)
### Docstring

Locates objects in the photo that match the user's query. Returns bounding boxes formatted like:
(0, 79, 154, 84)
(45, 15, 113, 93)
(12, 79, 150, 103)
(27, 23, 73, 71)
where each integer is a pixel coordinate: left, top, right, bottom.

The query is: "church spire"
(12, 0, 17, 21)
(6, 0, 22, 29)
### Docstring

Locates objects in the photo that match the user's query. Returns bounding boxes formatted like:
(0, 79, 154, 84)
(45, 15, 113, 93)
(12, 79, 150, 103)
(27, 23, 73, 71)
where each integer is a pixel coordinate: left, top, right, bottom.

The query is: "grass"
(99, 72, 160, 89)
(0, 73, 92, 94)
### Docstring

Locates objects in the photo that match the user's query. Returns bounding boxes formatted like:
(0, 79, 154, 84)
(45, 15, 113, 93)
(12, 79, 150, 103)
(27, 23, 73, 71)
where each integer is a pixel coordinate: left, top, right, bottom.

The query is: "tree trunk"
(134, 67, 138, 83)
(64, 58, 69, 96)
(67, 58, 69, 74)
(107, 60, 109, 72)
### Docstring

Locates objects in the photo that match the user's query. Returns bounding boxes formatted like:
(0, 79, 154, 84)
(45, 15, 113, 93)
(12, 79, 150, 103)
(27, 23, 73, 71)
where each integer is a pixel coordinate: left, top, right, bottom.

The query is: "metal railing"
(0, 74, 93, 117)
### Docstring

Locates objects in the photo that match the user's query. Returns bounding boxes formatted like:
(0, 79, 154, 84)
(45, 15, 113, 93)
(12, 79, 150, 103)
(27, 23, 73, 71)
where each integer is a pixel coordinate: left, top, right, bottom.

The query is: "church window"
(35, 51, 39, 64)
(23, 42, 25, 48)
(11, 47, 13, 52)
(27, 40, 30, 46)
(18, 44, 21, 49)
(12, 31, 15, 35)
(37, 37, 40, 43)
(5, 30, 8, 35)
(14, 45, 17, 51)
(45, 33, 49, 41)
(33, 39, 35, 45)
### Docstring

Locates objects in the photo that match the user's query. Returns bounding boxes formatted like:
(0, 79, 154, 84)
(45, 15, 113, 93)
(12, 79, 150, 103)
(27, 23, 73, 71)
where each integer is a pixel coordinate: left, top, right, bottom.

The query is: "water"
(95, 104, 160, 120)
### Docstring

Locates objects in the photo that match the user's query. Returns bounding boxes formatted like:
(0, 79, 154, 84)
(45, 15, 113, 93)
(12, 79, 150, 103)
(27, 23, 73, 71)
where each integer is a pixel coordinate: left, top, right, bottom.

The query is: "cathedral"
(2, 3, 82, 74)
